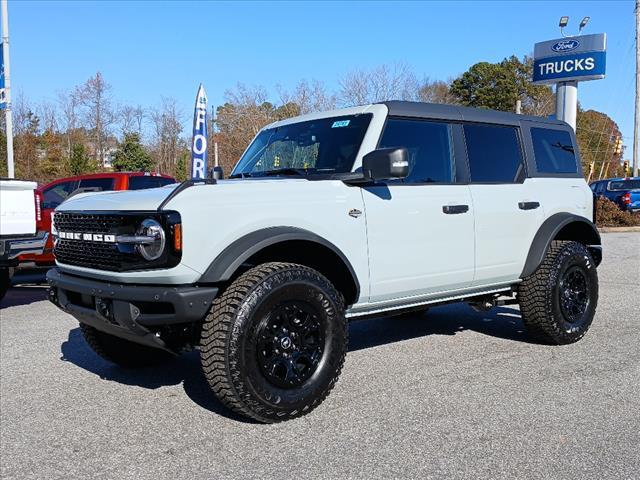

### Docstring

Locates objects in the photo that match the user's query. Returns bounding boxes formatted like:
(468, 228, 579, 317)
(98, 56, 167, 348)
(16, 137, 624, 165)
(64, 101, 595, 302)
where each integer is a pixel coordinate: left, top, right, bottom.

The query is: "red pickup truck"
(20, 172, 175, 266)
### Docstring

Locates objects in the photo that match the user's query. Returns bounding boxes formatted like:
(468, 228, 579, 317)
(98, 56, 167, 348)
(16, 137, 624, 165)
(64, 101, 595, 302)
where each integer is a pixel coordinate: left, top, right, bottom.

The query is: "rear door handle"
(442, 204, 469, 214)
(518, 201, 540, 210)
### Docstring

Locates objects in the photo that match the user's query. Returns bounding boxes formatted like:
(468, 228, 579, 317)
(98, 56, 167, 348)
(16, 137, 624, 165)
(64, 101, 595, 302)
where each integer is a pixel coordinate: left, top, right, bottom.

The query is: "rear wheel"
(518, 240, 598, 344)
(80, 324, 173, 367)
(200, 262, 347, 423)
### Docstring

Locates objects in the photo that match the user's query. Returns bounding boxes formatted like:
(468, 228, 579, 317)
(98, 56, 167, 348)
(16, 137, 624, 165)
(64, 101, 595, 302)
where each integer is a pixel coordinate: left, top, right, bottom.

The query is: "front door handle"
(442, 204, 469, 214)
(518, 201, 540, 210)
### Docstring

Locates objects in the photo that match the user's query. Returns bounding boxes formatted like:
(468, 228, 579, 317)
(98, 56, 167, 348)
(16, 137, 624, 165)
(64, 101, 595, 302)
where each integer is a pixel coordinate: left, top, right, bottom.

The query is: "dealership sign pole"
(190, 84, 208, 180)
(1, 0, 14, 178)
(533, 33, 607, 131)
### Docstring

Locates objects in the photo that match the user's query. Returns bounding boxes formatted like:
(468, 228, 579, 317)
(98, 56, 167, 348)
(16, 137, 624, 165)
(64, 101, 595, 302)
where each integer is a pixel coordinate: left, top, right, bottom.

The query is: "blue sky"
(5, 0, 637, 150)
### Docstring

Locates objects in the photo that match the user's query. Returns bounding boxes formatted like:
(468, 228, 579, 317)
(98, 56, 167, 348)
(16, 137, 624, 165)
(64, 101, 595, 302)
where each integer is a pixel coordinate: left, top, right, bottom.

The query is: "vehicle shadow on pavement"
(59, 303, 534, 422)
(59, 328, 256, 423)
(348, 303, 536, 351)
(0, 286, 49, 309)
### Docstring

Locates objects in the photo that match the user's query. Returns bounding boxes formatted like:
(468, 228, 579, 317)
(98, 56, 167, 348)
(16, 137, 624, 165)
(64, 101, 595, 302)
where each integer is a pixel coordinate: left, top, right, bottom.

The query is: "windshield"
(231, 114, 372, 177)
(608, 179, 640, 191)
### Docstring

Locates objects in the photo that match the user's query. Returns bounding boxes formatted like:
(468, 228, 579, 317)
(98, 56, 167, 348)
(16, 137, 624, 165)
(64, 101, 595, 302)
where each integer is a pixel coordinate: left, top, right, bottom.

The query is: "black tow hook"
(48, 287, 59, 307)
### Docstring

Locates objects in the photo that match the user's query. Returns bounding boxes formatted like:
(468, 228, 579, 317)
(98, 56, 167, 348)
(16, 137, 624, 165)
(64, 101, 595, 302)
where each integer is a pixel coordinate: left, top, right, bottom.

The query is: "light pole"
(633, 0, 639, 177)
(1, 0, 14, 178)
(554, 16, 591, 132)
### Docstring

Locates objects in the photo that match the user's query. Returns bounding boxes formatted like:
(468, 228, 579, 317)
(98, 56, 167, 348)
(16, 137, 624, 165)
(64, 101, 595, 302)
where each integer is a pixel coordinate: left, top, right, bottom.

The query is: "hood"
(57, 183, 179, 212)
(55, 178, 311, 213)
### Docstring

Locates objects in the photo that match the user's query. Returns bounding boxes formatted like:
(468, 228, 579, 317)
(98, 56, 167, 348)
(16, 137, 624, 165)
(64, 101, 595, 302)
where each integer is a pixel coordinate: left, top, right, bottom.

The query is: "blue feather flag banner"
(190, 84, 208, 179)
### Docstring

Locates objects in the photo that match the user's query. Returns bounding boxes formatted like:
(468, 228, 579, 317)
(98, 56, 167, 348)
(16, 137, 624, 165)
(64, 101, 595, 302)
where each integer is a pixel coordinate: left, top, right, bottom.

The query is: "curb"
(598, 226, 640, 233)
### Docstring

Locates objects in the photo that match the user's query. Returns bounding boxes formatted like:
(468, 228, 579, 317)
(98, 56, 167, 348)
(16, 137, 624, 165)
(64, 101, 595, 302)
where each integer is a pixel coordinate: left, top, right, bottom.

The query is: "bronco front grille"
(53, 211, 180, 272)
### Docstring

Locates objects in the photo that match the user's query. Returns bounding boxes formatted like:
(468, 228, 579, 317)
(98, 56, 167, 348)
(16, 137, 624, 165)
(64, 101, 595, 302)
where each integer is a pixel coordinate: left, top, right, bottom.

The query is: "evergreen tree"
(112, 132, 152, 171)
(68, 143, 92, 175)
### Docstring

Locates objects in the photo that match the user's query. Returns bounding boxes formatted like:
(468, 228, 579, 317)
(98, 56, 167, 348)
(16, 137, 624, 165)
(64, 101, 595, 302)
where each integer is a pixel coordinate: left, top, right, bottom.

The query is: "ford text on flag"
(191, 84, 208, 179)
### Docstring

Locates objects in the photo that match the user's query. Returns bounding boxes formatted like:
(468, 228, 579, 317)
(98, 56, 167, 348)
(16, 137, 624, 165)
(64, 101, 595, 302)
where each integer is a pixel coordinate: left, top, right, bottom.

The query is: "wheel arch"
(199, 227, 361, 306)
(521, 213, 602, 278)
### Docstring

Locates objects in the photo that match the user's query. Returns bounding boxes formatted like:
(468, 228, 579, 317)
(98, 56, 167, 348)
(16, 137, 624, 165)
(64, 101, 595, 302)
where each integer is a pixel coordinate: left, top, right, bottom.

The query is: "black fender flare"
(520, 213, 601, 278)
(199, 226, 360, 299)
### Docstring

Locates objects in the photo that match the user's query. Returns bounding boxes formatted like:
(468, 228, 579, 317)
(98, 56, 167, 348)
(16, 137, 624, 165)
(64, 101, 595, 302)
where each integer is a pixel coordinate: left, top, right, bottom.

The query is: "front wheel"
(518, 240, 599, 344)
(200, 262, 348, 423)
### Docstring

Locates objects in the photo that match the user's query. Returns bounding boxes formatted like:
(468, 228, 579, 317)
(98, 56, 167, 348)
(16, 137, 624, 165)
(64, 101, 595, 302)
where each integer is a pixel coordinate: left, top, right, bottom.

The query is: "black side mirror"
(362, 147, 409, 181)
(209, 166, 224, 180)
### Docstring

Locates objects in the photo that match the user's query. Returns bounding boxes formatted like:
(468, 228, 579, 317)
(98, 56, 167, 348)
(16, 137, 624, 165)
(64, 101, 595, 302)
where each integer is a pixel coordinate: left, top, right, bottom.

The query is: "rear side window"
(379, 119, 455, 183)
(608, 179, 640, 191)
(464, 124, 524, 183)
(128, 176, 175, 190)
(531, 128, 577, 174)
(78, 178, 115, 192)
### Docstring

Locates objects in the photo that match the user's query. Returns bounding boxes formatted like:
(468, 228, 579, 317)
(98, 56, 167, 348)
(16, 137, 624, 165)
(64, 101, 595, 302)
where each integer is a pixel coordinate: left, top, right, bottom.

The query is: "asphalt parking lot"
(1, 232, 639, 480)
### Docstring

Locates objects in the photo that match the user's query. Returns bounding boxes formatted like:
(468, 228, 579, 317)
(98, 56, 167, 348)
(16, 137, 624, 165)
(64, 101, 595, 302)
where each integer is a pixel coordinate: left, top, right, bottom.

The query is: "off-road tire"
(80, 324, 172, 367)
(0, 268, 10, 302)
(518, 240, 598, 345)
(200, 262, 347, 423)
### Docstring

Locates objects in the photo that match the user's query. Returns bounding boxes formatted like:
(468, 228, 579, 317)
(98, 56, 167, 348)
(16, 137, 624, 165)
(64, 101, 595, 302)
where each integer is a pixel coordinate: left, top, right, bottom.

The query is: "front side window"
(43, 181, 77, 209)
(379, 119, 455, 183)
(531, 127, 577, 174)
(464, 124, 524, 183)
(231, 114, 372, 177)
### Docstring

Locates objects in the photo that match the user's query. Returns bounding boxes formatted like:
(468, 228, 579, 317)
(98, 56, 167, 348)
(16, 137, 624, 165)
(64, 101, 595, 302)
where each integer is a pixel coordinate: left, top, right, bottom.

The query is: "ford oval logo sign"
(551, 39, 580, 53)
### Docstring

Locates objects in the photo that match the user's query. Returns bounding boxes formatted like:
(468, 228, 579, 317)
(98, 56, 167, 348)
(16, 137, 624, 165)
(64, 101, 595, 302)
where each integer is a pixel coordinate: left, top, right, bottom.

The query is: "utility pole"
(1, 0, 14, 178)
(633, 0, 639, 177)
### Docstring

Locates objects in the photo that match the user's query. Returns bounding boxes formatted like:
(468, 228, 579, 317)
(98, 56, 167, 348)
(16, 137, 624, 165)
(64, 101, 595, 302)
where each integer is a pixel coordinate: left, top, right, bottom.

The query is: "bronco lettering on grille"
(58, 232, 116, 243)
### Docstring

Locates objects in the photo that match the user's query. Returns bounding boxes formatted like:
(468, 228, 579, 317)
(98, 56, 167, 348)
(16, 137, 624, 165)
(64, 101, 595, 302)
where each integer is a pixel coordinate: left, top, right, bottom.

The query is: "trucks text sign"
(533, 33, 606, 85)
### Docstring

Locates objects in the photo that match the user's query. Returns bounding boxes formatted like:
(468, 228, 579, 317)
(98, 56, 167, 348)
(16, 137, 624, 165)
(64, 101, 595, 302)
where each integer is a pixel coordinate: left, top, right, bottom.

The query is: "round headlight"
(136, 218, 165, 261)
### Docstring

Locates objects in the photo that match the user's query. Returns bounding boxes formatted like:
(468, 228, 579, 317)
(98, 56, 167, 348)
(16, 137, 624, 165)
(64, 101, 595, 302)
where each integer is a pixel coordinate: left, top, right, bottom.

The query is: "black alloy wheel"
(256, 301, 325, 389)
(558, 266, 591, 324)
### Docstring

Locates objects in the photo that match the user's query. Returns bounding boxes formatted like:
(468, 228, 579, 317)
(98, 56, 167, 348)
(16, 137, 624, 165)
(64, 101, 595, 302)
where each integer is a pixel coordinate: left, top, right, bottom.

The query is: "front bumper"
(47, 268, 218, 350)
(0, 231, 49, 267)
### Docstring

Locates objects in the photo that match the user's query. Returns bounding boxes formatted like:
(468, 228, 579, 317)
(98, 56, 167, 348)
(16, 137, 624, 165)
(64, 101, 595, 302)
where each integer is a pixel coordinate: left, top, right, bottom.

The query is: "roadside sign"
(532, 33, 606, 85)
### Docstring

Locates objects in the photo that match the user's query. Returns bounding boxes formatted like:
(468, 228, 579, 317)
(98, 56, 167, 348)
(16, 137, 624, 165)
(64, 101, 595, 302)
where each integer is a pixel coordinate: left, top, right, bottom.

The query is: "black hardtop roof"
(379, 101, 567, 127)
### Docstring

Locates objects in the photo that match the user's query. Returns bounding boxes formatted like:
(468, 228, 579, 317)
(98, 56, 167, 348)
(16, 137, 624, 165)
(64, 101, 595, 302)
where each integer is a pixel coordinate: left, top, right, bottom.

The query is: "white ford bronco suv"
(47, 101, 602, 422)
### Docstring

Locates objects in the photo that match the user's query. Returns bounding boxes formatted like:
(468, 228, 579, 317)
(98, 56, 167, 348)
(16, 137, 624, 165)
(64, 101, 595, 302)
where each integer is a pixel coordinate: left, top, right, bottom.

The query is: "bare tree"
(277, 79, 337, 115)
(418, 78, 458, 104)
(75, 72, 114, 166)
(215, 84, 278, 171)
(339, 62, 421, 106)
(118, 104, 146, 138)
(149, 97, 183, 175)
(57, 89, 81, 156)
(38, 100, 59, 133)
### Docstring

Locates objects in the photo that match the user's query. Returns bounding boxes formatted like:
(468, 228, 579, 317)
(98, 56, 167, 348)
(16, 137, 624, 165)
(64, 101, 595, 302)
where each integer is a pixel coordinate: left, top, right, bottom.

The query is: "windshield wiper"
(229, 172, 252, 179)
(262, 168, 311, 177)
